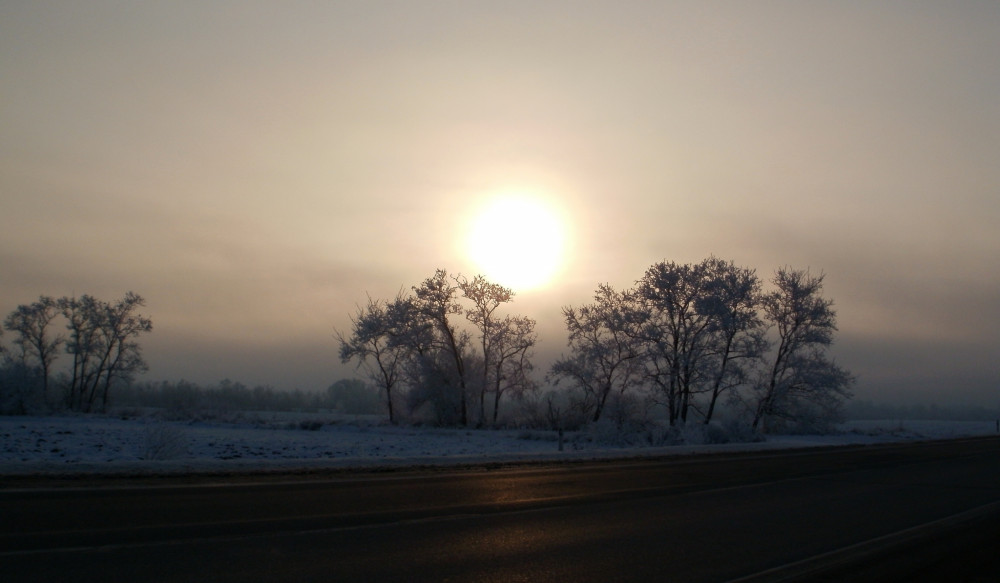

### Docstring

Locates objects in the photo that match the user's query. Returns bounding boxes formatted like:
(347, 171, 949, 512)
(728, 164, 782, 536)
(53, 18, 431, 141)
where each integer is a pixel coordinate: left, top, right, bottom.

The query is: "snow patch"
(1, 415, 996, 476)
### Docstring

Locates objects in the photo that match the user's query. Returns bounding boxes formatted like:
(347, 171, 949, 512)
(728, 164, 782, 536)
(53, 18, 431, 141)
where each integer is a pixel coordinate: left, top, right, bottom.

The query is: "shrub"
(141, 423, 187, 460)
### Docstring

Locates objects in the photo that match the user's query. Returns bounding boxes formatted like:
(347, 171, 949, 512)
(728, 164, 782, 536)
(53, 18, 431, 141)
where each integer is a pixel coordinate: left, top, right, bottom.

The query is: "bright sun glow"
(466, 194, 568, 291)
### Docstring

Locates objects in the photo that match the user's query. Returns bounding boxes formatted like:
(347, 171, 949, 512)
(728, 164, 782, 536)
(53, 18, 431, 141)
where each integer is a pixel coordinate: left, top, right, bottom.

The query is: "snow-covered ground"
(1, 413, 997, 476)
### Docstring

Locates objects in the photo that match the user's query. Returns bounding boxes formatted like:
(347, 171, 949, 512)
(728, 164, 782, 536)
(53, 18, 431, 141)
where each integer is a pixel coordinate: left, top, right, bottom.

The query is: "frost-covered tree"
(750, 268, 853, 432)
(550, 284, 643, 423)
(458, 275, 513, 426)
(458, 275, 538, 426)
(636, 260, 717, 425)
(697, 258, 767, 424)
(633, 258, 766, 426)
(411, 269, 472, 426)
(337, 295, 408, 424)
(485, 314, 537, 426)
(636, 257, 763, 425)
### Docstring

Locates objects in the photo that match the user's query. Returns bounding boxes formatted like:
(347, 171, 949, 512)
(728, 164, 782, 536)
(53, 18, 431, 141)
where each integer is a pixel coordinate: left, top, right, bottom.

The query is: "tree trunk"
(704, 340, 734, 424)
(478, 386, 487, 428)
(492, 386, 503, 426)
(593, 384, 612, 422)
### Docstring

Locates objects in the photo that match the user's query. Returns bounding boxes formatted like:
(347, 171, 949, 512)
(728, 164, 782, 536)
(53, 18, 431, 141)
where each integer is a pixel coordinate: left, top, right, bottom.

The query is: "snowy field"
(1, 413, 997, 477)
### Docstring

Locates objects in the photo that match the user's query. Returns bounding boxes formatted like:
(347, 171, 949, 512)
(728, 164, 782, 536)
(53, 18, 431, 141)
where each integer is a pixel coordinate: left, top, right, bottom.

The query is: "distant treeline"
(845, 399, 1000, 422)
(114, 378, 384, 416)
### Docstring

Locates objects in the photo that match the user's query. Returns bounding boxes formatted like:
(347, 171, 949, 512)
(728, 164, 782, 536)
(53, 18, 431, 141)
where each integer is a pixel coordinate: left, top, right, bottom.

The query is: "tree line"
(2, 259, 853, 436)
(340, 258, 854, 433)
(112, 378, 382, 417)
(0, 292, 152, 414)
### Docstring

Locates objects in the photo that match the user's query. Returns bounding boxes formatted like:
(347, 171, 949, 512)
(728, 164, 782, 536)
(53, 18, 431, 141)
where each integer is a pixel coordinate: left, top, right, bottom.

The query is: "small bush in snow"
(142, 423, 187, 460)
(671, 419, 763, 445)
(584, 418, 764, 447)
(719, 418, 764, 443)
(587, 417, 659, 446)
(112, 407, 154, 420)
(517, 430, 559, 442)
(669, 422, 731, 445)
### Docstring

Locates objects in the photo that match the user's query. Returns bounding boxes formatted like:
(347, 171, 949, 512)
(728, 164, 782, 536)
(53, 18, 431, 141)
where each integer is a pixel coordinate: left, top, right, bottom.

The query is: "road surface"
(3, 437, 1000, 582)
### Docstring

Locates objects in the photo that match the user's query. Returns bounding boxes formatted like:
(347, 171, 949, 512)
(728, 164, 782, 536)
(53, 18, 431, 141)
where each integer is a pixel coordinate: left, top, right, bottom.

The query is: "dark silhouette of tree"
(459, 274, 512, 426)
(485, 314, 537, 425)
(636, 260, 718, 425)
(337, 294, 407, 424)
(457, 275, 536, 426)
(634, 257, 764, 425)
(58, 292, 152, 412)
(697, 258, 767, 424)
(3, 295, 63, 400)
(751, 268, 854, 432)
(411, 269, 472, 426)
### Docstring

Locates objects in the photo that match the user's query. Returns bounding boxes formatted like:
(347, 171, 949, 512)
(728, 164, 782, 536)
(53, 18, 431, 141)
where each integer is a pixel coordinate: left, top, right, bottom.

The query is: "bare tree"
(337, 295, 406, 424)
(98, 292, 152, 410)
(486, 314, 537, 425)
(411, 269, 472, 426)
(458, 274, 515, 426)
(751, 268, 854, 432)
(59, 294, 101, 411)
(3, 295, 63, 400)
(550, 284, 642, 423)
(59, 292, 152, 412)
(634, 257, 768, 426)
(697, 258, 766, 424)
(635, 260, 717, 425)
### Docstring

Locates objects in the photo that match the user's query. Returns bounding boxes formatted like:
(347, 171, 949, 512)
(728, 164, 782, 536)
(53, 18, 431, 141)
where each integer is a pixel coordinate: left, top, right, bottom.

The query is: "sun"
(465, 194, 568, 291)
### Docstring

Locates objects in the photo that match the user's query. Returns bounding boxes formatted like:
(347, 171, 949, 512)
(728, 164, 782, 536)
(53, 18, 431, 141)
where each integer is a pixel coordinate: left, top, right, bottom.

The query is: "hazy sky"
(2, 1, 998, 405)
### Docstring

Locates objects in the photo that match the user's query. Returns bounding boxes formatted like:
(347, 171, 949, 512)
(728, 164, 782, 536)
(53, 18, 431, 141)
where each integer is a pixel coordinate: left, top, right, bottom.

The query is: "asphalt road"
(3, 437, 1000, 582)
